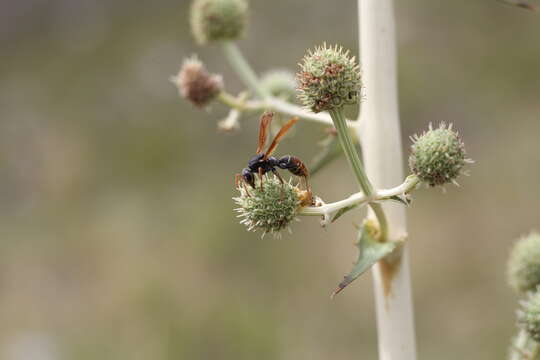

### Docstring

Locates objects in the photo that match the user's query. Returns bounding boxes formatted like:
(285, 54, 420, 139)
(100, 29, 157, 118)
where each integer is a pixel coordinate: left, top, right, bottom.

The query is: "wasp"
(235, 111, 312, 202)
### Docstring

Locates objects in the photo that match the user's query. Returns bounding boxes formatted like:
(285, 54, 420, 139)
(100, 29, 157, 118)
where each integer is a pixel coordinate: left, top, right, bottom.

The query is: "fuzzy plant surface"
(508, 233, 540, 293)
(409, 123, 469, 187)
(190, 0, 248, 44)
(297, 44, 362, 113)
(519, 290, 540, 342)
(234, 176, 310, 237)
(171, 56, 223, 108)
(260, 70, 297, 102)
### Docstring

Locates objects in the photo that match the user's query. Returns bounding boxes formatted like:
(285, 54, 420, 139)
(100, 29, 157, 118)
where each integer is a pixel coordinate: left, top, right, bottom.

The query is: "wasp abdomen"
(278, 155, 309, 177)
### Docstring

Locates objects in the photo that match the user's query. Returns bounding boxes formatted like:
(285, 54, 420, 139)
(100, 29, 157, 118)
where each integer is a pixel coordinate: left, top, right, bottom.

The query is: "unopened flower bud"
(190, 0, 248, 45)
(409, 123, 470, 187)
(297, 43, 362, 113)
(171, 55, 223, 108)
(260, 70, 297, 102)
(508, 232, 540, 293)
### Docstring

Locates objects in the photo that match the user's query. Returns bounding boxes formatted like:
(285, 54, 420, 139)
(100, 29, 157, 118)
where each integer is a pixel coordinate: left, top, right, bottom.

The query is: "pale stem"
(359, 0, 417, 359)
(299, 175, 420, 220)
(221, 41, 270, 99)
(329, 108, 389, 241)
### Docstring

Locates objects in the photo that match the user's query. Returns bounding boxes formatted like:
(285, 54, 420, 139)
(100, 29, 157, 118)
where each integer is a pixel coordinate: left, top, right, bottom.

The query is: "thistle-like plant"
(174, 1, 475, 359)
(508, 233, 540, 360)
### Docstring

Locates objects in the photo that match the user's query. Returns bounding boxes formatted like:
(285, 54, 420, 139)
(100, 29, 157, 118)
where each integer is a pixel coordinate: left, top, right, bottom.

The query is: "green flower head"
(260, 70, 297, 102)
(518, 290, 540, 342)
(297, 43, 362, 113)
(190, 0, 248, 45)
(234, 175, 308, 238)
(508, 232, 540, 293)
(409, 123, 471, 187)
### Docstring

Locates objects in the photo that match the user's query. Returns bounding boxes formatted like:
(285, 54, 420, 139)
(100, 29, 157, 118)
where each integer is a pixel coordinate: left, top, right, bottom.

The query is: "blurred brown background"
(1, 0, 539, 359)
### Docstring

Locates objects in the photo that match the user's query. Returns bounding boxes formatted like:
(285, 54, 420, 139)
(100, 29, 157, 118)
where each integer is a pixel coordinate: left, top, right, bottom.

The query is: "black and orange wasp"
(235, 111, 312, 202)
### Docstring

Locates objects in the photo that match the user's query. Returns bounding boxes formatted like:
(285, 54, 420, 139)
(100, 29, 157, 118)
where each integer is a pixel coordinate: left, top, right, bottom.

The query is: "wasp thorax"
(234, 176, 304, 238)
(297, 43, 362, 113)
(409, 123, 470, 187)
(171, 55, 223, 108)
(190, 0, 248, 45)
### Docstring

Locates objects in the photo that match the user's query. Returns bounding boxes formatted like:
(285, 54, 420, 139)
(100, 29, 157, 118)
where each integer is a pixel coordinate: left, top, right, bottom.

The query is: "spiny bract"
(171, 55, 223, 108)
(234, 176, 304, 238)
(508, 232, 540, 293)
(190, 0, 248, 45)
(409, 123, 469, 187)
(518, 290, 540, 342)
(297, 43, 362, 113)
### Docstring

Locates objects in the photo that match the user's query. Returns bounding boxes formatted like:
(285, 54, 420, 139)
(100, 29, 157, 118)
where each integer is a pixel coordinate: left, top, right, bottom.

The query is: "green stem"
(221, 42, 269, 100)
(329, 108, 389, 241)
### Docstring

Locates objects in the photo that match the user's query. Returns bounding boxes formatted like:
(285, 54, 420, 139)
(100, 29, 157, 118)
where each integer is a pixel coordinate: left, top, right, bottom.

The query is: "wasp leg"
(235, 173, 251, 197)
(258, 167, 265, 191)
(301, 176, 313, 205)
(271, 168, 286, 200)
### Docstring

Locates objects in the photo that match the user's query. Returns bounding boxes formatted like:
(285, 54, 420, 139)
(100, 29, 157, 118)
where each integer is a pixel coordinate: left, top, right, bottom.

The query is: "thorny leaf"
(331, 222, 397, 298)
(387, 194, 411, 206)
(331, 204, 359, 223)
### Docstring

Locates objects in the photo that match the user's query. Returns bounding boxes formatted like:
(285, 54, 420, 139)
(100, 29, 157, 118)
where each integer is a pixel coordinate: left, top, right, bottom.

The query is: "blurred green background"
(1, 0, 539, 359)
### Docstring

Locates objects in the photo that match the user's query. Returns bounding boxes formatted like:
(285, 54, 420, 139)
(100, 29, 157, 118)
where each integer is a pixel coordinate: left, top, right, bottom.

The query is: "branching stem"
(220, 43, 356, 127)
(300, 175, 420, 221)
(329, 108, 389, 241)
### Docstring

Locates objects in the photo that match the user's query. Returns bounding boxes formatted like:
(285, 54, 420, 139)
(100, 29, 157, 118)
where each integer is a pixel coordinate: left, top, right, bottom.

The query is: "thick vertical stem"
(358, 1, 417, 359)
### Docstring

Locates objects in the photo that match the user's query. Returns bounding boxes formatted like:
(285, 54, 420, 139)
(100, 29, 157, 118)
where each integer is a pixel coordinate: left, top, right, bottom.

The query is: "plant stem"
(300, 175, 420, 218)
(358, 0, 417, 359)
(329, 108, 388, 241)
(220, 44, 356, 126)
(222, 42, 269, 99)
(217, 91, 341, 125)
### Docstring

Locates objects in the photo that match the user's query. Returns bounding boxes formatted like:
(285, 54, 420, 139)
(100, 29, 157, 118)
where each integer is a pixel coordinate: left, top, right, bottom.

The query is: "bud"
(234, 175, 308, 238)
(518, 290, 540, 342)
(508, 232, 540, 293)
(297, 43, 362, 113)
(171, 55, 223, 108)
(190, 0, 248, 45)
(409, 123, 470, 187)
(260, 70, 297, 102)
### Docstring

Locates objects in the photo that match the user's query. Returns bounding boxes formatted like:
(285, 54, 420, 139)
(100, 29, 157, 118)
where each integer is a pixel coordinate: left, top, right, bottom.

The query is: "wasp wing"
(263, 117, 298, 159)
(256, 111, 274, 154)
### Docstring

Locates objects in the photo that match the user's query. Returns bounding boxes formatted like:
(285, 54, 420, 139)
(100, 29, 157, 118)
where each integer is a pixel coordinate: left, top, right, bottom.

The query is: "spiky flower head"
(409, 123, 470, 187)
(518, 290, 540, 342)
(171, 55, 223, 108)
(234, 175, 309, 238)
(508, 232, 540, 293)
(190, 0, 248, 45)
(508, 330, 539, 360)
(297, 43, 362, 113)
(260, 70, 297, 102)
